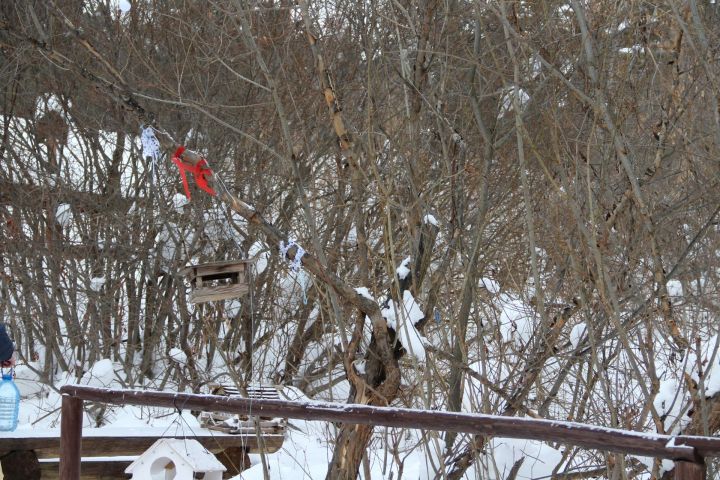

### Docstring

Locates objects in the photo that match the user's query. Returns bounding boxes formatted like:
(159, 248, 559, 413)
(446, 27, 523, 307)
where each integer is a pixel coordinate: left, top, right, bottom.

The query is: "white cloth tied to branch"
(140, 126, 162, 180)
(279, 239, 305, 272)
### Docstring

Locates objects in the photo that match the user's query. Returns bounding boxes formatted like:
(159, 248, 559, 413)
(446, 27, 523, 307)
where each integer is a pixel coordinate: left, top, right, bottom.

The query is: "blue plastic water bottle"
(0, 369, 20, 431)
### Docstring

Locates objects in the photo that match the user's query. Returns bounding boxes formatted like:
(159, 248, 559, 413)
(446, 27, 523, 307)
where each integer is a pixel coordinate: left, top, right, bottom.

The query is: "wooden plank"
(674, 436, 720, 459)
(206, 427, 285, 435)
(234, 420, 282, 427)
(181, 260, 249, 278)
(675, 460, 706, 480)
(200, 418, 283, 429)
(60, 386, 720, 462)
(189, 283, 249, 303)
(195, 261, 247, 276)
(40, 460, 130, 480)
(211, 384, 281, 400)
(246, 389, 280, 398)
(39, 447, 253, 479)
(0, 434, 285, 458)
(200, 272, 242, 283)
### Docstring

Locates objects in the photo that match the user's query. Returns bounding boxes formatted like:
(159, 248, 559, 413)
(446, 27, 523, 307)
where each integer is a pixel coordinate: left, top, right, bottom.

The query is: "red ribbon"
(171, 146, 216, 200)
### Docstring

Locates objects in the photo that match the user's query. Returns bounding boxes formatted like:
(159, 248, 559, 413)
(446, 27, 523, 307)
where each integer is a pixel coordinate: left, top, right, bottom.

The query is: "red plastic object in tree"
(172, 146, 217, 199)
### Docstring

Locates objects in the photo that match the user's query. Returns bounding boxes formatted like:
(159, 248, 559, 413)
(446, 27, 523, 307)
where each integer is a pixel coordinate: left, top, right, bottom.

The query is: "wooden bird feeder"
(180, 260, 250, 304)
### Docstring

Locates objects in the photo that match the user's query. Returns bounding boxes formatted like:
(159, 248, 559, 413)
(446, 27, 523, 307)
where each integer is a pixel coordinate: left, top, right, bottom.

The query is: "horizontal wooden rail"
(0, 431, 283, 458)
(41, 459, 129, 480)
(59, 385, 720, 467)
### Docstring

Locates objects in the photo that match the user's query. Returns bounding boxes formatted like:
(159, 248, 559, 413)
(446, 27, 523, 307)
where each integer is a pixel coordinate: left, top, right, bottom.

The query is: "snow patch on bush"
(569, 323, 587, 349)
(382, 291, 427, 361)
(173, 193, 189, 211)
(354, 287, 374, 301)
(249, 241, 269, 274)
(168, 347, 187, 364)
(396, 257, 411, 280)
(498, 294, 534, 345)
(423, 214, 439, 227)
(90, 277, 106, 291)
(56, 204, 73, 227)
(81, 359, 119, 388)
(481, 277, 500, 295)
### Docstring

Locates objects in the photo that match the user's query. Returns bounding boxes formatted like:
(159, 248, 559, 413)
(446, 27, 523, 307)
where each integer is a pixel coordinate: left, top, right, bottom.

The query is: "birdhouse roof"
(179, 259, 251, 278)
(125, 438, 226, 473)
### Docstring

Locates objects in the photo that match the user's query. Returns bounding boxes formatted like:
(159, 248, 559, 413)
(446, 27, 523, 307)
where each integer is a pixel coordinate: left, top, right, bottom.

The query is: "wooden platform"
(38, 459, 132, 480)
(0, 429, 284, 458)
(35, 454, 251, 480)
(0, 428, 282, 479)
(202, 384, 288, 434)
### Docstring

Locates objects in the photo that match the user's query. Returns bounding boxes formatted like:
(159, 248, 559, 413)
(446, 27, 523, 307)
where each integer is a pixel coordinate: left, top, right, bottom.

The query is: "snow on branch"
(382, 291, 428, 361)
(396, 257, 411, 280)
(354, 287, 375, 301)
(422, 213, 439, 227)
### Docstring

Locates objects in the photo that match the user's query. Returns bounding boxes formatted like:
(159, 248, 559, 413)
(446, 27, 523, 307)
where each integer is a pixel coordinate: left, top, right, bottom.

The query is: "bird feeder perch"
(180, 260, 250, 304)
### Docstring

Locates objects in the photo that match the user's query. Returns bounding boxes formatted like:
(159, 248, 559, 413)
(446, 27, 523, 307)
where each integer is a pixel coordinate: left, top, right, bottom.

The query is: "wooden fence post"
(675, 460, 706, 480)
(59, 395, 82, 480)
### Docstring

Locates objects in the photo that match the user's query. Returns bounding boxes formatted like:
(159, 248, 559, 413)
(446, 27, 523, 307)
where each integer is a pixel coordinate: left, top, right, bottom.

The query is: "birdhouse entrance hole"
(150, 458, 176, 480)
(180, 260, 250, 304)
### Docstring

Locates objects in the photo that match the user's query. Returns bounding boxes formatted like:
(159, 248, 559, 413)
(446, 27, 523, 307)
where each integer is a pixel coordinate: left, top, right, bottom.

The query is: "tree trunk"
(326, 423, 377, 480)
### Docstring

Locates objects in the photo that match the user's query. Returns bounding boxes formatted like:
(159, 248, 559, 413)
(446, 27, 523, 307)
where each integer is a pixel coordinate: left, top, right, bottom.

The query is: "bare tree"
(2, 1, 720, 478)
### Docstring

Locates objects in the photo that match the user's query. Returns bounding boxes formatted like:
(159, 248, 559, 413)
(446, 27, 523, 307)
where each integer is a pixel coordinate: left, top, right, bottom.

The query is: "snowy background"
(3, 1, 720, 479)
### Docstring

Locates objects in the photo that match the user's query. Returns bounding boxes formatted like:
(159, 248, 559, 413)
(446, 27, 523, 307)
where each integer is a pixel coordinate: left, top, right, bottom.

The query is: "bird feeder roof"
(125, 438, 226, 473)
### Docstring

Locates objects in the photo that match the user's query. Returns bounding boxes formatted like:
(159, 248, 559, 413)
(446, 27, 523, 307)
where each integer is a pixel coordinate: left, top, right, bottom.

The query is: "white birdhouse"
(125, 438, 226, 480)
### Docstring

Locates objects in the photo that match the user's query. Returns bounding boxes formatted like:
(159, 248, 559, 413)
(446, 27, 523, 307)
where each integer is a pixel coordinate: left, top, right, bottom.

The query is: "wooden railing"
(59, 385, 720, 480)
